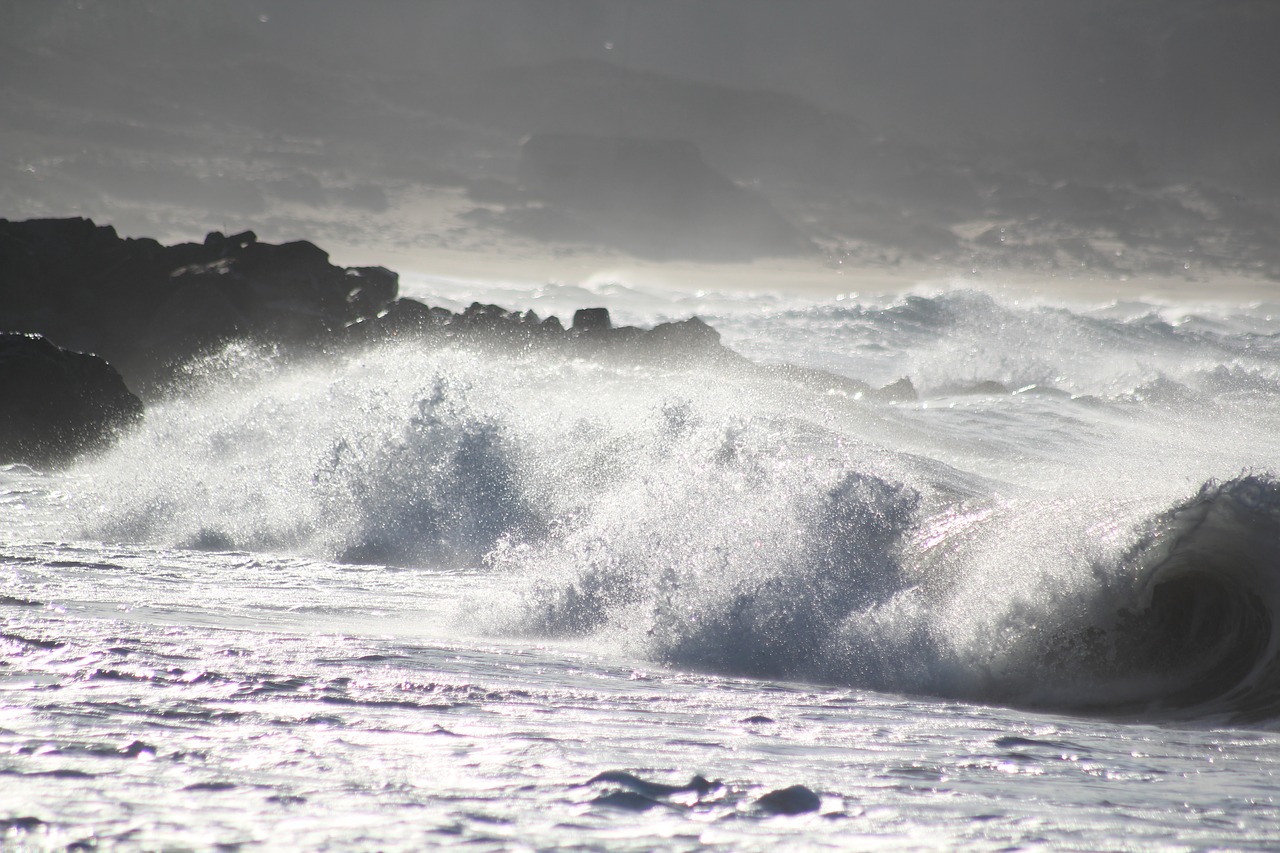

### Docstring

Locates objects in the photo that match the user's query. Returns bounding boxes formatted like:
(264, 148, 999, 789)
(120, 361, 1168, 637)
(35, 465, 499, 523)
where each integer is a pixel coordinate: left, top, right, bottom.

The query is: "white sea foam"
(44, 286, 1280, 722)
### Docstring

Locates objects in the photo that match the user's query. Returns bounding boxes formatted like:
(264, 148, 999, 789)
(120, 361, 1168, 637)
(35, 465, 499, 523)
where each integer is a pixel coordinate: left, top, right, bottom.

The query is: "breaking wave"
(70, 343, 538, 567)
(495, 470, 1280, 725)
(1022, 476, 1280, 722)
(59, 288, 1280, 724)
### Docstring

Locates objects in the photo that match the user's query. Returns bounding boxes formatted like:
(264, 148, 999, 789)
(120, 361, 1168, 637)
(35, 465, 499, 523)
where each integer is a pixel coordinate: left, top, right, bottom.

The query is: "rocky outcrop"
(754, 784, 822, 815)
(1, 218, 742, 400)
(0, 218, 399, 396)
(0, 333, 143, 467)
(571, 307, 612, 332)
(0, 217, 923, 467)
(348, 302, 733, 365)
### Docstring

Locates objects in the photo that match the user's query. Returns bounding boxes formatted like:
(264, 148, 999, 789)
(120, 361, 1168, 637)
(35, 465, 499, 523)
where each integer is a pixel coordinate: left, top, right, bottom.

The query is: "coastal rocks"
(582, 771, 723, 812)
(580, 771, 827, 818)
(648, 316, 721, 351)
(0, 333, 143, 467)
(0, 217, 399, 396)
(0, 216, 757, 408)
(869, 376, 918, 403)
(0, 217, 741, 398)
(347, 301, 732, 365)
(571, 307, 612, 331)
(754, 784, 822, 815)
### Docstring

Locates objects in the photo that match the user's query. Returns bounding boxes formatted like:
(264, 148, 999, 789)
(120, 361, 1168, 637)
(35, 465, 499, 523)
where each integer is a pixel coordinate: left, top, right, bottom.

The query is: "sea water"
(3, 278, 1280, 850)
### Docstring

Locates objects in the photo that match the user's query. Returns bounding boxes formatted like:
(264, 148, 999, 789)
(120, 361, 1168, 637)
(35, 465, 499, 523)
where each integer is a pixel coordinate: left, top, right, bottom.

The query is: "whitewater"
(4, 275, 1280, 850)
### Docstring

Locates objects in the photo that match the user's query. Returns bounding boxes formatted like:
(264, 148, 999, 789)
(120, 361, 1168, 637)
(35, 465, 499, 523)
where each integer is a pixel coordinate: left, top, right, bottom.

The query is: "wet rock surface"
(754, 784, 822, 815)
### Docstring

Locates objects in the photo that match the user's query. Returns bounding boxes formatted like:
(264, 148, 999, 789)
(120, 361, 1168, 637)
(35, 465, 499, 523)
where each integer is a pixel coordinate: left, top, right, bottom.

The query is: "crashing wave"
(1017, 475, 1280, 722)
(496, 469, 1280, 725)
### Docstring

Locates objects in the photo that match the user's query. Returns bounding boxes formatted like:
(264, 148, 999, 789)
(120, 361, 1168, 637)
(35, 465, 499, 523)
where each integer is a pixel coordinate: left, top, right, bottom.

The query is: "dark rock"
(388, 298, 439, 329)
(572, 307, 612, 332)
(869, 376, 918, 403)
(598, 326, 646, 346)
(142, 281, 248, 358)
(204, 229, 257, 251)
(459, 302, 514, 329)
(755, 784, 822, 815)
(236, 238, 331, 275)
(584, 771, 718, 799)
(349, 298, 439, 342)
(0, 217, 400, 396)
(515, 309, 541, 327)
(345, 266, 399, 318)
(592, 791, 664, 811)
(0, 816, 44, 833)
(648, 316, 719, 350)
(0, 217, 740, 394)
(0, 333, 143, 467)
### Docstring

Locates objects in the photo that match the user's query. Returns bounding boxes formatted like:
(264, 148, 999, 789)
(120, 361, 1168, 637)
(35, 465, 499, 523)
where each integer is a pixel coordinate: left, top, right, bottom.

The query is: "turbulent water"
(5, 278, 1280, 849)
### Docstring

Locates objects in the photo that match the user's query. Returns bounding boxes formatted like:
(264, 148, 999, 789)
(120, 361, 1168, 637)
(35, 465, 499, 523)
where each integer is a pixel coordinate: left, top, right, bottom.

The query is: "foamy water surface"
(4, 278, 1280, 849)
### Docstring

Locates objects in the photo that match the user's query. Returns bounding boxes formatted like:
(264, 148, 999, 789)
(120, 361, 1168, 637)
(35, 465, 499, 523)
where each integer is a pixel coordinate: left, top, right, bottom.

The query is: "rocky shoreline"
(0, 217, 732, 466)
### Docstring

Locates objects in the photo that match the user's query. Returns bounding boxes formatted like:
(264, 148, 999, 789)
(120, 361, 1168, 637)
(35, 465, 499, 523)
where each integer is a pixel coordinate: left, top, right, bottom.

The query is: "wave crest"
(71, 346, 536, 567)
(494, 466, 1280, 724)
(1025, 475, 1280, 721)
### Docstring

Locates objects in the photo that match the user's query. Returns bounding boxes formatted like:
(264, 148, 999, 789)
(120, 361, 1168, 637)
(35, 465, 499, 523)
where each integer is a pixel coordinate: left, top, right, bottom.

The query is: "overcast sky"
(5, 1, 1279, 275)
(9, 1, 1279, 143)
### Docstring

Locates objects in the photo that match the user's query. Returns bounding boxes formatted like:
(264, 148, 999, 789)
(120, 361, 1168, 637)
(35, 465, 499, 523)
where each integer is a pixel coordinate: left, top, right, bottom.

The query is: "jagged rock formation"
(348, 300, 730, 367)
(0, 218, 737, 399)
(0, 217, 927, 464)
(0, 217, 398, 396)
(0, 333, 143, 467)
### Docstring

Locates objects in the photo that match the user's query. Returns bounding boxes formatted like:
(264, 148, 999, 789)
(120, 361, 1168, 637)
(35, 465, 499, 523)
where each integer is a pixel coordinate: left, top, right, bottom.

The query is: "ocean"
(4, 275, 1280, 850)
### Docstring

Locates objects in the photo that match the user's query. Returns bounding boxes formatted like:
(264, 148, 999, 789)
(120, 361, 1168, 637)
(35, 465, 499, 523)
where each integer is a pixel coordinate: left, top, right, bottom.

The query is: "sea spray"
(55, 288, 1280, 721)
(70, 343, 536, 567)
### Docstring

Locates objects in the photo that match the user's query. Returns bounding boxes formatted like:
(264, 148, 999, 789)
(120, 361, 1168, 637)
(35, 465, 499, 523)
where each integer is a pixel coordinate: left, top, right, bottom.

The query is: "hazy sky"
(9, 1, 1279, 147)
(5, 1, 1279, 276)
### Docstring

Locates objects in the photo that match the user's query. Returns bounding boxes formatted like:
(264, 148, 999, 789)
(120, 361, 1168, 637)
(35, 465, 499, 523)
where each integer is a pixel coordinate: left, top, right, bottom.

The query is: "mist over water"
(5, 2, 1280, 282)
